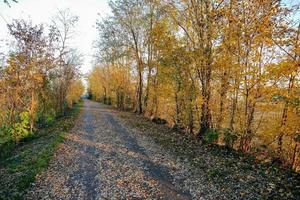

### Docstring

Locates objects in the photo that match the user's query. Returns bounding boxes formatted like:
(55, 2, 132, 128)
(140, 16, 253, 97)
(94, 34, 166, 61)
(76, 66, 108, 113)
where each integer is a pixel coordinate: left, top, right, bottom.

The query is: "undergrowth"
(0, 102, 82, 200)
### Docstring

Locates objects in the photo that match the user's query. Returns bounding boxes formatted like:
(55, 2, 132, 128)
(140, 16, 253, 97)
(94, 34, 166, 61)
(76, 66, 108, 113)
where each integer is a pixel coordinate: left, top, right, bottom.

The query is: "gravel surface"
(25, 100, 197, 199)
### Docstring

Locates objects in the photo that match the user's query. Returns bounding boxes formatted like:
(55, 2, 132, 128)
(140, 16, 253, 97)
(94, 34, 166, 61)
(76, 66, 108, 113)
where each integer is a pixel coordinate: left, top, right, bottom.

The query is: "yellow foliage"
(66, 80, 84, 108)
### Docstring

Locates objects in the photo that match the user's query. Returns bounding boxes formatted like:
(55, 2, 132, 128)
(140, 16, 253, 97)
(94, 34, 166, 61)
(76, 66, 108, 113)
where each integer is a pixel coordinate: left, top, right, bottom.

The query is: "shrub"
(12, 111, 32, 142)
(151, 117, 167, 124)
(0, 124, 13, 145)
(106, 96, 112, 105)
(223, 128, 238, 148)
(36, 110, 56, 128)
(295, 135, 300, 143)
(204, 128, 219, 144)
(45, 115, 55, 126)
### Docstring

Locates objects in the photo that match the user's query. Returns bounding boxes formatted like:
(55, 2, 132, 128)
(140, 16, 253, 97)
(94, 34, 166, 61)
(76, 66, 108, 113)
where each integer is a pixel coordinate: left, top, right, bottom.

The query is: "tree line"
(88, 0, 300, 171)
(0, 9, 84, 145)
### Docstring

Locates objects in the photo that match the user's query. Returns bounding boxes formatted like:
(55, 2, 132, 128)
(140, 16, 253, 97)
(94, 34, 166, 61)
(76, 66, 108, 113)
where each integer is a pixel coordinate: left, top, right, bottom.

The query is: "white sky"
(0, 0, 111, 75)
(0, 0, 298, 76)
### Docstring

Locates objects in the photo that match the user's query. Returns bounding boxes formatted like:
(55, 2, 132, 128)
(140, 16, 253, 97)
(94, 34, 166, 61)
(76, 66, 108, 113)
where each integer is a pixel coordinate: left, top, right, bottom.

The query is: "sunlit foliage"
(89, 0, 300, 171)
(0, 11, 83, 146)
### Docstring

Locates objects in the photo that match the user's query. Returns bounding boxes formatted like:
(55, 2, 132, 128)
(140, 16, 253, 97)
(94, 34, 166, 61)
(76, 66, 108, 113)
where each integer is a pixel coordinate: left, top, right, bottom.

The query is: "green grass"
(0, 102, 82, 200)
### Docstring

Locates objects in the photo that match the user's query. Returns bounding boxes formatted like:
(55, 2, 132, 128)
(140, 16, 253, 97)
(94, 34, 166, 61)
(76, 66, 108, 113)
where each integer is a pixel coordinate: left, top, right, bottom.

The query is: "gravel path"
(25, 100, 195, 199)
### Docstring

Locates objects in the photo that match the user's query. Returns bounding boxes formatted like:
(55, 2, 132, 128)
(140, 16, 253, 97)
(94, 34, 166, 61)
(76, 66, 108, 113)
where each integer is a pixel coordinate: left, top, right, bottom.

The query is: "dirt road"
(26, 100, 194, 199)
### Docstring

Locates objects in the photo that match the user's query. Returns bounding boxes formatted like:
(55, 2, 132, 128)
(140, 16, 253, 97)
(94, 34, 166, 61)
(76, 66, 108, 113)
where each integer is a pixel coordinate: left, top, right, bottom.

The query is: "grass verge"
(117, 111, 300, 200)
(0, 102, 82, 200)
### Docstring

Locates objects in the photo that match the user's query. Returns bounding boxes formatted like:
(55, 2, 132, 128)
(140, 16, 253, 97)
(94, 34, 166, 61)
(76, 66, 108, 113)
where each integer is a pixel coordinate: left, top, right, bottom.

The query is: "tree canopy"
(88, 0, 300, 171)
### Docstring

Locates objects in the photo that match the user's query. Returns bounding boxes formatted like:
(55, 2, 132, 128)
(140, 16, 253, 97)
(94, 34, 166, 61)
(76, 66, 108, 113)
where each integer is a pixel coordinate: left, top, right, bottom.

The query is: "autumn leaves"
(0, 10, 84, 145)
(88, 0, 299, 171)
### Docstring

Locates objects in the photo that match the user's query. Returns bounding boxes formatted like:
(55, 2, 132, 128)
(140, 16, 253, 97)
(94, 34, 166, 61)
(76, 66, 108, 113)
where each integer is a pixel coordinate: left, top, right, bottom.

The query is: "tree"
(108, 0, 149, 114)
(0, 17, 83, 144)
(51, 9, 80, 115)
(6, 19, 55, 132)
(90, 0, 300, 170)
(3, 0, 17, 7)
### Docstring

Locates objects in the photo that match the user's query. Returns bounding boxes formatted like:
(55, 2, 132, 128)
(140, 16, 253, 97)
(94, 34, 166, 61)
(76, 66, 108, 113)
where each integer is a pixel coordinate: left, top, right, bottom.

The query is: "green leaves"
(204, 129, 219, 144)
(0, 124, 13, 145)
(294, 135, 300, 143)
(12, 111, 32, 142)
(223, 129, 238, 148)
(0, 102, 81, 199)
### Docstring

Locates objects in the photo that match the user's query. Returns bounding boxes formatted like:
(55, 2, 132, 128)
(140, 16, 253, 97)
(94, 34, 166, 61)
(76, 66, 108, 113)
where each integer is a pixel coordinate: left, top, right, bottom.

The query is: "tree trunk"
(199, 87, 211, 135)
(187, 92, 194, 134)
(217, 71, 229, 129)
(291, 142, 298, 170)
(29, 90, 36, 133)
(277, 74, 295, 154)
(144, 66, 151, 113)
(136, 69, 143, 114)
(229, 83, 238, 130)
(198, 0, 213, 137)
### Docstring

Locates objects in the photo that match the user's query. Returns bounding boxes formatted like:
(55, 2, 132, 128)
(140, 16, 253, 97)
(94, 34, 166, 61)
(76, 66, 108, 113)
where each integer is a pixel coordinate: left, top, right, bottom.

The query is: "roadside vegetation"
(0, 5, 84, 199)
(117, 110, 300, 199)
(0, 101, 82, 200)
(0, 9, 84, 154)
(88, 0, 300, 172)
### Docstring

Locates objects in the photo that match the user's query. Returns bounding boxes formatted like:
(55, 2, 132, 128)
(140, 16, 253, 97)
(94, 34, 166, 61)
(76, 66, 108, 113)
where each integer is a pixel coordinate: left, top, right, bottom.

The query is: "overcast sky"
(0, 0, 111, 75)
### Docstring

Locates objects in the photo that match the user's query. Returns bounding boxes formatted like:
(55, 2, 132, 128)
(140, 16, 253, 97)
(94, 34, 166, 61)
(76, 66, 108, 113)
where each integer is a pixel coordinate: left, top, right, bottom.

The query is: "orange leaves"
(85, 0, 300, 170)
(0, 17, 82, 137)
(88, 64, 134, 107)
(66, 79, 84, 108)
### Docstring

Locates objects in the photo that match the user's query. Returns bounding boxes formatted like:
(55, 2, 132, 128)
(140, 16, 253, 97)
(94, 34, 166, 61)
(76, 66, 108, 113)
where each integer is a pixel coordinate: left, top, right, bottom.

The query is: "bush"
(106, 96, 112, 105)
(37, 111, 56, 128)
(0, 124, 14, 158)
(204, 128, 219, 144)
(0, 124, 13, 145)
(45, 115, 55, 126)
(294, 135, 300, 143)
(223, 128, 238, 148)
(151, 117, 167, 124)
(12, 111, 32, 142)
